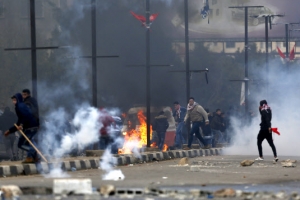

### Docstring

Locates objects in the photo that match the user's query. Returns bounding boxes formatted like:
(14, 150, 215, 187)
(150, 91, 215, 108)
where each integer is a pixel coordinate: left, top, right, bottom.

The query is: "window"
(260, 42, 265, 49)
(226, 42, 235, 48)
(20, 0, 44, 18)
(0, 0, 4, 18)
(283, 42, 286, 48)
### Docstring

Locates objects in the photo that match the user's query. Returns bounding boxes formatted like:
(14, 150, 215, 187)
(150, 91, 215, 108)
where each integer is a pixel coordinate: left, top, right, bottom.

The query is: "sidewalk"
(0, 148, 223, 177)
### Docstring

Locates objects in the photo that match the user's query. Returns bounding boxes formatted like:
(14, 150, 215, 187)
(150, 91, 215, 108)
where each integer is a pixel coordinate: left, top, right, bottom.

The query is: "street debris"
(189, 166, 201, 172)
(178, 157, 189, 166)
(99, 184, 115, 197)
(240, 160, 255, 167)
(0, 185, 22, 199)
(281, 160, 297, 167)
(214, 188, 236, 198)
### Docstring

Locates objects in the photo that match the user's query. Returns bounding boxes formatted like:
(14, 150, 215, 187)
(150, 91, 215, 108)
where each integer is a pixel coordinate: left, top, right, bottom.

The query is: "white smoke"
(224, 59, 300, 157)
(100, 149, 125, 181)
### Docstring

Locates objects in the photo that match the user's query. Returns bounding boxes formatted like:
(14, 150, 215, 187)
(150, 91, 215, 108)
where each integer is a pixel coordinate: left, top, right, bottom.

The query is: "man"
(22, 89, 39, 126)
(4, 93, 39, 163)
(0, 107, 18, 161)
(173, 101, 187, 149)
(255, 100, 278, 162)
(152, 111, 169, 151)
(210, 109, 224, 147)
(183, 97, 209, 150)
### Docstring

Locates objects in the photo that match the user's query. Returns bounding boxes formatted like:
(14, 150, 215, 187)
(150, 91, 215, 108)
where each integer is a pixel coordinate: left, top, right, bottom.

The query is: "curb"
(0, 148, 222, 177)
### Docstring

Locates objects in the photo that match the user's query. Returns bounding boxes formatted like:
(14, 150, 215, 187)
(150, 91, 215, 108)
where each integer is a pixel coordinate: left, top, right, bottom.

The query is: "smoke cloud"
(224, 59, 300, 157)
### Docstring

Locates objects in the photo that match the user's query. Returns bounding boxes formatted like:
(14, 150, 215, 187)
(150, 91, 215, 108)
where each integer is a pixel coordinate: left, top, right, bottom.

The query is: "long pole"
(91, 0, 97, 107)
(184, 0, 190, 103)
(30, 0, 37, 98)
(244, 7, 249, 114)
(146, 0, 151, 147)
(285, 24, 289, 58)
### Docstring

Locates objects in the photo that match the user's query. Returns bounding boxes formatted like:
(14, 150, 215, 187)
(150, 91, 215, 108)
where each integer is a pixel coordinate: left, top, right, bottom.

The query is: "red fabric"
(271, 128, 280, 136)
(277, 47, 286, 59)
(289, 45, 295, 61)
(99, 109, 115, 136)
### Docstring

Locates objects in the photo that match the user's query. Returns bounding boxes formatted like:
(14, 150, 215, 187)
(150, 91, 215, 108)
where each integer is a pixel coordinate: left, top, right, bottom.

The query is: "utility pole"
(251, 14, 284, 97)
(80, 0, 119, 107)
(229, 6, 263, 114)
(146, 0, 151, 147)
(184, 0, 190, 104)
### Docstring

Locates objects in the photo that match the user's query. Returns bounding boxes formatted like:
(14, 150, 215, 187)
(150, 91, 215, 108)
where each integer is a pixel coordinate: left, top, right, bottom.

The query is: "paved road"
(1, 155, 300, 193)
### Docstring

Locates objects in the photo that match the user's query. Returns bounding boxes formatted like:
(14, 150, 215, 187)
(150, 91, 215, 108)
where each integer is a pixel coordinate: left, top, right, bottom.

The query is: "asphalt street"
(1, 155, 300, 193)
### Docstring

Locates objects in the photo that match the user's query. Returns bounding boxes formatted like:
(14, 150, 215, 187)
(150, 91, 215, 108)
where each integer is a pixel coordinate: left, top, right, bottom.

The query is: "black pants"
(257, 129, 277, 158)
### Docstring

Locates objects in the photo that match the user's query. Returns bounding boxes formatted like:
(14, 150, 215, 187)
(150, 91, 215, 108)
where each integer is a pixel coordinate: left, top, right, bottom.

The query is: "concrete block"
(70, 160, 81, 170)
(61, 161, 71, 171)
(0, 166, 11, 177)
(53, 179, 92, 195)
(162, 152, 170, 160)
(141, 154, 148, 162)
(156, 152, 163, 160)
(182, 151, 187, 157)
(23, 164, 37, 175)
(175, 151, 183, 158)
(168, 151, 176, 159)
(89, 159, 99, 169)
(193, 149, 199, 157)
(187, 150, 194, 158)
(147, 153, 154, 161)
(10, 165, 24, 176)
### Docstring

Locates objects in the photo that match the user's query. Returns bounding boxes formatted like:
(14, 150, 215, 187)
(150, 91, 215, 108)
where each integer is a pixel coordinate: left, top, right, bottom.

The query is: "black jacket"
(152, 115, 169, 133)
(260, 108, 272, 130)
(8, 93, 39, 133)
(210, 114, 223, 131)
(24, 96, 40, 126)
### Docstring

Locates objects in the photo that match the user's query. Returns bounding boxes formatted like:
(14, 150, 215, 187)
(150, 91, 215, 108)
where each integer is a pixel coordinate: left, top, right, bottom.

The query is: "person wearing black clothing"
(0, 107, 18, 161)
(4, 93, 39, 163)
(255, 100, 278, 162)
(22, 89, 39, 126)
(152, 111, 169, 151)
(210, 109, 224, 147)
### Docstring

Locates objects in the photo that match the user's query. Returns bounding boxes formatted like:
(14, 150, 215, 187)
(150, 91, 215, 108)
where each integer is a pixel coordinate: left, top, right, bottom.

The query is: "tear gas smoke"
(100, 149, 125, 181)
(224, 59, 300, 157)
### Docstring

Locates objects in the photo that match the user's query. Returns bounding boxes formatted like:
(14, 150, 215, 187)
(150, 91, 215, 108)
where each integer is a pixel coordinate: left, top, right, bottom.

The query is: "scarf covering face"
(260, 104, 271, 112)
(187, 102, 197, 111)
(176, 106, 181, 119)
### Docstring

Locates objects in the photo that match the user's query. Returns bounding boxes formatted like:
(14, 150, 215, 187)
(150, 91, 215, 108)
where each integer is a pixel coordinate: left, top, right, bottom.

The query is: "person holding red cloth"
(255, 100, 278, 162)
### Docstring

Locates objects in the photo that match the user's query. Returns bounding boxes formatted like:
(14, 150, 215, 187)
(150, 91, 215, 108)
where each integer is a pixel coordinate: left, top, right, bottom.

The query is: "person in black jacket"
(152, 111, 169, 151)
(210, 109, 224, 147)
(255, 100, 278, 162)
(4, 93, 39, 163)
(22, 89, 39, 127)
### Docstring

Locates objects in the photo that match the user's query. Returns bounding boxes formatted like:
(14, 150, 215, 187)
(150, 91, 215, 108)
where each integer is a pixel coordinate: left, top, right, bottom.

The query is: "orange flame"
(118, 110, 152, 154)
(162, 144, 168, 152)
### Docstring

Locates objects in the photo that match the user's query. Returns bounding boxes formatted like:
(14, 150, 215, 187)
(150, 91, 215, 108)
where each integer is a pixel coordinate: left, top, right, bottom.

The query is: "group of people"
(172, 97, 229, 150)
(152, 97, 279, 162)
(0, 89, 39, 163)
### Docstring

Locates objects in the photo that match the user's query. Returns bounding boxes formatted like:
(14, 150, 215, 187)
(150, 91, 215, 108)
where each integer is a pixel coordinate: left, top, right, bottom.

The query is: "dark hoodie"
(8, 93, 39, 133)
(152, 113, 169, 133)
(259, 100, 272, 131)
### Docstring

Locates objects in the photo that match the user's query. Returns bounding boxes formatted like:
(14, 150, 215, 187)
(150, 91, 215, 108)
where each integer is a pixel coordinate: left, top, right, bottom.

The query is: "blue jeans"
(211, 129, 222, 147)
(157, 132, 166, 150)
(188, 122, 206, 148)
(175, 122, 186, 148)
(18, 129, 38, 158)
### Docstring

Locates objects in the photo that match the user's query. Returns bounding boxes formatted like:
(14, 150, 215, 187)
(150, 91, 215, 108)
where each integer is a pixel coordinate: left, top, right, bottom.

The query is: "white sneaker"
(255, 157, 264, 161)
(274, 157, 279, 162)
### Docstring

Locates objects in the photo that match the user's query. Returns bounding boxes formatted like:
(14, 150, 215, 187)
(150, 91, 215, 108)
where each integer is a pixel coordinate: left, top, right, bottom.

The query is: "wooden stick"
(14, 124, 48, 163)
